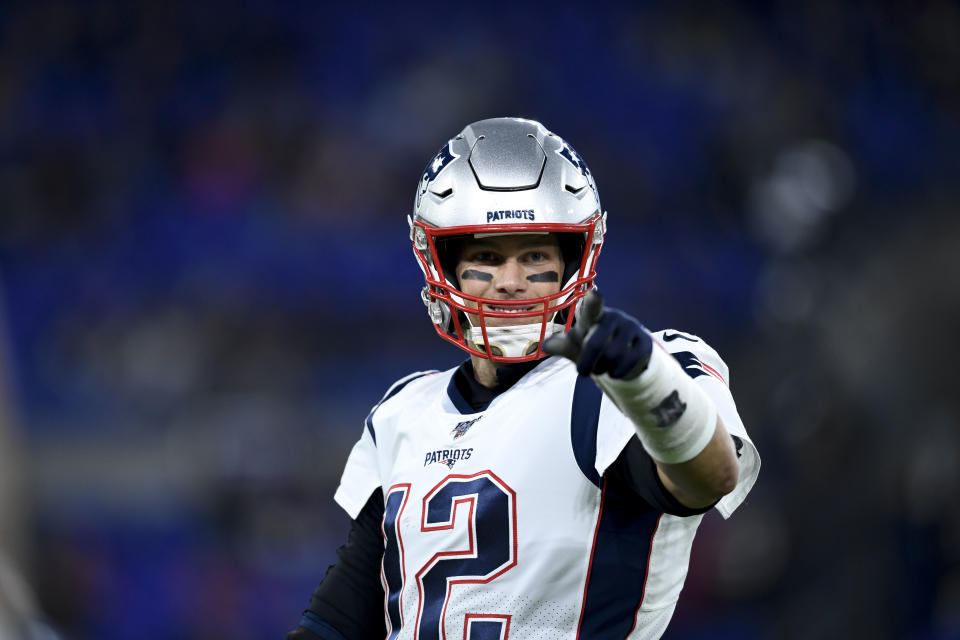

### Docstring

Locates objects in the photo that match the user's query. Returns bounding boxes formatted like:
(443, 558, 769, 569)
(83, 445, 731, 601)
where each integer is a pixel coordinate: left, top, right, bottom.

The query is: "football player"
(288, 118, 760, 640)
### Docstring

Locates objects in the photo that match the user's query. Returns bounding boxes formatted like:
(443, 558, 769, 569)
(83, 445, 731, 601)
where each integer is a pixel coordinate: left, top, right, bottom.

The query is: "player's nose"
(494, 259, 527, 296)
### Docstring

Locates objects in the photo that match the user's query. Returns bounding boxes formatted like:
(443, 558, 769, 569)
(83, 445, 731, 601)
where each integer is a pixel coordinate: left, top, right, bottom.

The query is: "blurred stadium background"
(0, 1, 958, 638)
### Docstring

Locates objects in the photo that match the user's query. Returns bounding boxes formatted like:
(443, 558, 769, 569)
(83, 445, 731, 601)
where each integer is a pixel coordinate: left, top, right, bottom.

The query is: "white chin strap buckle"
(468, 323, 562, 358)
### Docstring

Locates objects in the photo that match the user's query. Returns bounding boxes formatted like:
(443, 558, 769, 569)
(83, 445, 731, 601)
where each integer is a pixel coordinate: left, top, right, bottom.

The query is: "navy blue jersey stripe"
(364, 412, 377, 444)
(366, 372, 434, 444)
(446, 370, 478, 415)
(299, 611, 349, 640)
(578, 478, 662, 638)
(570, 374, 602, 487)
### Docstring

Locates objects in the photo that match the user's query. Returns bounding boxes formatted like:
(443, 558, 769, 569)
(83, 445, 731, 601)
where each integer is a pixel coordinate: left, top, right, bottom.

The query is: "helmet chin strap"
(467, 322, 564, 359)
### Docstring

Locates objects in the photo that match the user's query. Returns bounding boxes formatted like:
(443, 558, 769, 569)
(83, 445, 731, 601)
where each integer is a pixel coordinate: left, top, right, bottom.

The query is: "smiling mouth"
(485, 304, 538, 313)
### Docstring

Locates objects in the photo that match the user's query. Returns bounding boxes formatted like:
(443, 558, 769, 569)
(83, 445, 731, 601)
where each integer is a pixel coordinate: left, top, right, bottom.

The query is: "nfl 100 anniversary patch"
(451, 416, 482, 439)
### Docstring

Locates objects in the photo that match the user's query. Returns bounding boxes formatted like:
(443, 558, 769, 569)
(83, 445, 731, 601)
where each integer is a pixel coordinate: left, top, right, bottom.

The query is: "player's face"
(455, 234, 564, 327)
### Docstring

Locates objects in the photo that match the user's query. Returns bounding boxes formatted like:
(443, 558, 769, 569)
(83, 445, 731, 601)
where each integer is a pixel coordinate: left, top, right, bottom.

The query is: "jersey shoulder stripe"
(652, 329, 729, 387)
(364, 370, 439, 444)
(571, 373, 603, 487)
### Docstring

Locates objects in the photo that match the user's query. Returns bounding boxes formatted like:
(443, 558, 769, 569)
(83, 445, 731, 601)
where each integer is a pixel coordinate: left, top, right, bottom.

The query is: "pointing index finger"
(577, 289, 605, 332)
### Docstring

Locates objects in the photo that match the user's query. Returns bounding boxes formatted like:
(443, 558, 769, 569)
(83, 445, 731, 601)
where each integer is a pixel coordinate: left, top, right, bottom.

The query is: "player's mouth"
(484, 303, 539, 314)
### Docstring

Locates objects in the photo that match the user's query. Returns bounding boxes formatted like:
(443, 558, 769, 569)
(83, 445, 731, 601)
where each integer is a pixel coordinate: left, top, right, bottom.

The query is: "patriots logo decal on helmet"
(557, 141, 590, 178)
(415, 142, 458, 209)
(557, 140, 600, 203)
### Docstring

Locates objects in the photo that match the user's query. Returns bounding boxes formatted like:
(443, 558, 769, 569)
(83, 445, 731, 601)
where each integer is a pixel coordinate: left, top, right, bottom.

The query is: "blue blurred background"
(0, 1, 958, 638)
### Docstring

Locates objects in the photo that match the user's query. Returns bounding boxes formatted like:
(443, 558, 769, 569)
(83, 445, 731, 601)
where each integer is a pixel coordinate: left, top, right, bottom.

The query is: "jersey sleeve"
(333, 424, 380, 520)
(333, 370, 438, 519)
(656, 331, 761, 519)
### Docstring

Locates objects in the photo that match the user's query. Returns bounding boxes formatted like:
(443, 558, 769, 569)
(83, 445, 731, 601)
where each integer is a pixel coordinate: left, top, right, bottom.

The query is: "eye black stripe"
(527, 271, 559, 283)
(460, 269, 493, 282)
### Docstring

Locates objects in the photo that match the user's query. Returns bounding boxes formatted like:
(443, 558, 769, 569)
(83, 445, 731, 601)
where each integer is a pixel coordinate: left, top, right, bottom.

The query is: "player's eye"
(471, 251, 500, 263)
(525, 250, 551, 263)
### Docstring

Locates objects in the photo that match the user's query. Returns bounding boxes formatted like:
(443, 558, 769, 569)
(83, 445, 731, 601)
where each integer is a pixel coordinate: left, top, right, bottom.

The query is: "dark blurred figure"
(0, 289, 59, 639)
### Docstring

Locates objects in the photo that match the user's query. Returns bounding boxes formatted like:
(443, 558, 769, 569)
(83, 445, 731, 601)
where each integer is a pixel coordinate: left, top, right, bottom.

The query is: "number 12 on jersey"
(383, 471, 518, 640)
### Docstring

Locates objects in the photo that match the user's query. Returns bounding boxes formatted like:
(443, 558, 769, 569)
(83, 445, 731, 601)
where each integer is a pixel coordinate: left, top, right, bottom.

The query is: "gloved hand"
(543, 290, 652, 379)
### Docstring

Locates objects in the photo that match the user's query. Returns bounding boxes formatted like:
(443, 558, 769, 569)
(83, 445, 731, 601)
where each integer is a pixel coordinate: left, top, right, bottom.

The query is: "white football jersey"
(334, 333, 759, 640)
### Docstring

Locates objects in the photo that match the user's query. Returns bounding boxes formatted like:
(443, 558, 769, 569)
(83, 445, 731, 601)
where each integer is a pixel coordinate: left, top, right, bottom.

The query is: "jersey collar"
(445, 358, 545, 414)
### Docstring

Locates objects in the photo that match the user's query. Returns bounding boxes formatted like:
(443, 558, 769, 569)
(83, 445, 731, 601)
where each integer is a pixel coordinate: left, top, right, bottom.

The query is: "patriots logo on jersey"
(424, 447, 474, 468)
(672, 351, 727, 386)
(416, 142, 458, 209)
(451, 416, 482, 439)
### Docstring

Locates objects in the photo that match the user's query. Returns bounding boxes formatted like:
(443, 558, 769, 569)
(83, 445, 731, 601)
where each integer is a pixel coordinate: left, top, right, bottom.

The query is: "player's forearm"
(655, 417, 739, 508)
(590, 339, 739, 509)
(593, 344, 717, 462)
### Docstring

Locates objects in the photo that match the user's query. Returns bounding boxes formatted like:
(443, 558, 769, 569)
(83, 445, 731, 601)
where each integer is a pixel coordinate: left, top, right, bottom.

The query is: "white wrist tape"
(593, 346, 717, 464)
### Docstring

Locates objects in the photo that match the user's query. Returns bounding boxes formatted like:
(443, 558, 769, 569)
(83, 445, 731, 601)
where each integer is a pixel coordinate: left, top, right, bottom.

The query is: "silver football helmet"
(410, 117, 606, 362)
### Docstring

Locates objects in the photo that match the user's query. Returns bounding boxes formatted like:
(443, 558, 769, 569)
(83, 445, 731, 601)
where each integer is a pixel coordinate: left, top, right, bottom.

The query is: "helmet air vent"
(468, 125, 546, 191)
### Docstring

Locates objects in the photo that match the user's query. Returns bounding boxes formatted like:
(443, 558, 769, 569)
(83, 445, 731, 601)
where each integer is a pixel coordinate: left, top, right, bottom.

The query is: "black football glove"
(542, 290, 653, 379)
